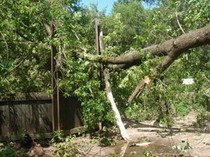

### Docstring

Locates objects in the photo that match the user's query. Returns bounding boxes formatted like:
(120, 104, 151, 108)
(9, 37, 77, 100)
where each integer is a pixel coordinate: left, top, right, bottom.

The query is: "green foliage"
(194, 112, 210, 128)
(60, 57, 115, 130)
(0, 143, 16, 157)
(143, 150, 153, 157)
(175, 102, 190, 116)
(0, 0, 93, 93)
(53, 136, 78, 157)
(1, 0, 210, 131)
(102, 1, 148, 52)
(99, 134, 116, 146)
(122, 50, 210, 125)
(51, 130, 65, 143)
(98, 127, 117, 146)
(106, 0, 210, 126)
(0, 0, 112, 131)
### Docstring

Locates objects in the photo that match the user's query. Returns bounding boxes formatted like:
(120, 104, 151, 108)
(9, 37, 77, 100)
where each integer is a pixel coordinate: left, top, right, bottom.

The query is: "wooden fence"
(0, 93, 83, 139)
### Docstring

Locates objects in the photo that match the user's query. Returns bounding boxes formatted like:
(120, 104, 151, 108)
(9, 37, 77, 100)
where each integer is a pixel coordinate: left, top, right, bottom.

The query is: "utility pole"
(51, 24, 60, 131)
(43, 21, 60, 131)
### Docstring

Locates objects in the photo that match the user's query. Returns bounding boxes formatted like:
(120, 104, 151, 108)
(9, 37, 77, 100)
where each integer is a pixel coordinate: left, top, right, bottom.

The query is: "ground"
(26, 111, 210, 157)
(75, 111, 210, 157)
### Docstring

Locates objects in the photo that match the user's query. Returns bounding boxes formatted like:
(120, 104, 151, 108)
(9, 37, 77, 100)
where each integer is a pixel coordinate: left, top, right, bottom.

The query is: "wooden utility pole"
(43, 21, 60, 131)
(51, 45, 60, 131)
(51, 24, 60, 131)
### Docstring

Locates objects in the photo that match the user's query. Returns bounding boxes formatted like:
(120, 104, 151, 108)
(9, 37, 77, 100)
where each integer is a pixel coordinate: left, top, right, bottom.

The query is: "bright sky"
(80, 0, 156, 15)
(80, 0, 117, 15)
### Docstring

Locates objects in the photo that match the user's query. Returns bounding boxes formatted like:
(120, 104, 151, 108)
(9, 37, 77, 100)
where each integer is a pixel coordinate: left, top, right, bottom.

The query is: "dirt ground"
(75, 111, 210, 157)
(124, 111, 210, 157)
(27, 111, 210, 157)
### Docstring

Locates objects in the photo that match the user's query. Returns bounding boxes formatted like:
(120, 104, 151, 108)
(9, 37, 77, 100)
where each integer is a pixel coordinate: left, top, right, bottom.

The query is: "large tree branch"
(128, 51, 181, 103)
(76, 24, 210, 67)
(128, 24, 210, 102)
(74, 24, 210, 103)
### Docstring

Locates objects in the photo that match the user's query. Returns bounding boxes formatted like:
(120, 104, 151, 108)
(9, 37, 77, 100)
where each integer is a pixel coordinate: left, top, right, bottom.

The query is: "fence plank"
(0, 93, 83, 138)
(60, 96, 83, 130)
(9, 104, 25, 134)
(0, 105, 9, 136)
(38, 103, 52, 133)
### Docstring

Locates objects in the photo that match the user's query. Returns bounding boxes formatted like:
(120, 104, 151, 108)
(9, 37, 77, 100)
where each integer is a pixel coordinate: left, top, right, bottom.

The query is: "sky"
(80, 0, 117, 15)
(80, 0, 156, 15)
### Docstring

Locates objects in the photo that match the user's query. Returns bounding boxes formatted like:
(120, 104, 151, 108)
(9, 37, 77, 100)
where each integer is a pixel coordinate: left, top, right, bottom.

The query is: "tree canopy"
(0, 0, 210, 130)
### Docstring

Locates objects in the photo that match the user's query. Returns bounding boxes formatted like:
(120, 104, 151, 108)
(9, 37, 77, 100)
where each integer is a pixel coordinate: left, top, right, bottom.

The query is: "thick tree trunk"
(75, 24, 210, 68)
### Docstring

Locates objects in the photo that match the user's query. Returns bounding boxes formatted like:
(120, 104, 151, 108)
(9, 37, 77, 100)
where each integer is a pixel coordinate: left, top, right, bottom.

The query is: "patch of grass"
(194, 112, 210, 128)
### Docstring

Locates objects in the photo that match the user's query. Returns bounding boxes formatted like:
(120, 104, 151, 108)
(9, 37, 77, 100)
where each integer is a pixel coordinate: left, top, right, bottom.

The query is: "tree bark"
(76, 24, 210, 103)
(75, 24, 210, 68)
(128, 39, 192, 102)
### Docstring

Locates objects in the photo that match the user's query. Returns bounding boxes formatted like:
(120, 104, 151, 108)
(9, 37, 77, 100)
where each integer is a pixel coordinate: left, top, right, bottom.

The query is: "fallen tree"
(76, 24, 210, 66)
(75, 24, 210, 102)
